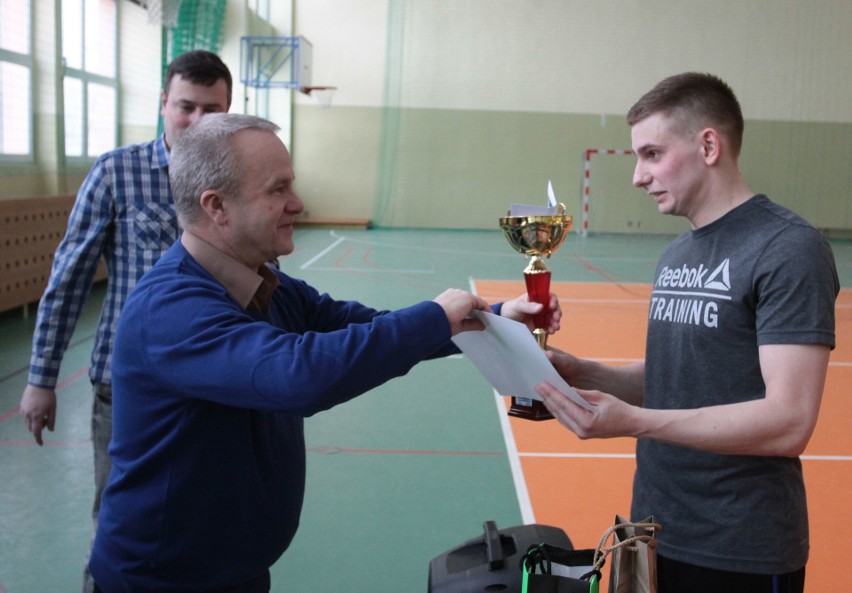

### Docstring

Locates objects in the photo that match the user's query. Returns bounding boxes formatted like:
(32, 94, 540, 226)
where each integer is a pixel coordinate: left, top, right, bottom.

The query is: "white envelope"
(451, 310, 594, 412)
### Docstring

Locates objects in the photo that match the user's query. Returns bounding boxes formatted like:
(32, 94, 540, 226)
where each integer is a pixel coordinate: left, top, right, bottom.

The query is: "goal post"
(580, 148, 633, 236)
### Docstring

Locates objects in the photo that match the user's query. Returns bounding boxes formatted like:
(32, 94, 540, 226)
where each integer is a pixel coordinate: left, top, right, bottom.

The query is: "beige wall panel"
(292, 105, 382, 221)
(295, 0, 851, 122)
(290, 0, 850, 232)
(3, 0, 849, 235)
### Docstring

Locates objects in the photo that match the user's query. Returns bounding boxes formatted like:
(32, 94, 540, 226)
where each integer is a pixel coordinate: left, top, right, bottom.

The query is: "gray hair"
(169, 113, 281, 225)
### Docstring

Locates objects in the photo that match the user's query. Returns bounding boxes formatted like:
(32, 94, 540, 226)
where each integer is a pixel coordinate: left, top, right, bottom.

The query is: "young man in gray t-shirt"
(535, 73, 838, 593)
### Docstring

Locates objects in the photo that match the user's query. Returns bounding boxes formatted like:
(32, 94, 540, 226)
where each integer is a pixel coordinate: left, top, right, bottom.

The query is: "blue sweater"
(89, 240, 458, 591)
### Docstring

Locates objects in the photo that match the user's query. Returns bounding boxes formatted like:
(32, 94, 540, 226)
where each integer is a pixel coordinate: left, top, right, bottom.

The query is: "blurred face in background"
(161, 75, 230, 150)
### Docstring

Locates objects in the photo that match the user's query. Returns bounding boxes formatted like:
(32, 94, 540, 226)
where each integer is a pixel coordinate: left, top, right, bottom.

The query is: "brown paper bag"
(606, 515, 659, 593)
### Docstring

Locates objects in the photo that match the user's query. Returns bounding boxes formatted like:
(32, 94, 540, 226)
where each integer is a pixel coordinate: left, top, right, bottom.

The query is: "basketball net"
(143, 0, 183, 28)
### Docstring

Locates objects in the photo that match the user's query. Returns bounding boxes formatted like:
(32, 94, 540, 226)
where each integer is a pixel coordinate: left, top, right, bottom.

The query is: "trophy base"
(507, 397, 554, 421)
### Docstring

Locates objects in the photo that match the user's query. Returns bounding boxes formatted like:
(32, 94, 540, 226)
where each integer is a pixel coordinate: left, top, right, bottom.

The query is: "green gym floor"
(1, 228, 850, 592)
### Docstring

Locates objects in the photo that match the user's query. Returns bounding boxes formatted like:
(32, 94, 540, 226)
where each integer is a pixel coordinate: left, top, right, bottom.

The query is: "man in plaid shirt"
(18, 50, 232, 593)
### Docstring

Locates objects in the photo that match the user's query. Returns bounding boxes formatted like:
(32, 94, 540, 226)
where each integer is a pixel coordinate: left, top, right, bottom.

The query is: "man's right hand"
(433, 289, 491, 335)
(19, 385, 58, 446)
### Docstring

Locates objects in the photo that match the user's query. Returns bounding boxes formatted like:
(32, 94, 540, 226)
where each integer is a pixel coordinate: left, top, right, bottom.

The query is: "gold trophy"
(499, 202, 572, 420)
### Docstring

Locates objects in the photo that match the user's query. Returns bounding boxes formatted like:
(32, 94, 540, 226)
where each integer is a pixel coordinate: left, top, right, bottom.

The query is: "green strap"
(589, 572, 599, 593)
(522, 545, 599, 593)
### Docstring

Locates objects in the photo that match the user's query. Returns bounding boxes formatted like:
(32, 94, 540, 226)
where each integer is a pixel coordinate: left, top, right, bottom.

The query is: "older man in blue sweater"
(88, 113, 559, 592)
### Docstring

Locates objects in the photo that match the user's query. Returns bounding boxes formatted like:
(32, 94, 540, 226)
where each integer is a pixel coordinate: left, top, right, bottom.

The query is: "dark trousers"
(658, 554, 805, 593)
(93, 570, 270, 593)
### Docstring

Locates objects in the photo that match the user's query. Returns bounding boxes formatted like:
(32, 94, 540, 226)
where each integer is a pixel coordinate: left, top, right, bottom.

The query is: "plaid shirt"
(28, 136, 177, 388)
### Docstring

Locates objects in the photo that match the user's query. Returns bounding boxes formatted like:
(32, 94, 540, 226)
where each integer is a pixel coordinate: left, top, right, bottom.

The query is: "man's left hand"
(500, 292, 562, 334)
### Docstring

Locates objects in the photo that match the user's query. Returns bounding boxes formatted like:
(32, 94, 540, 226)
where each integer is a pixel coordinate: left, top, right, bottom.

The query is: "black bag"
(520, 543, 601, 593)
(520, 517, 661, 593)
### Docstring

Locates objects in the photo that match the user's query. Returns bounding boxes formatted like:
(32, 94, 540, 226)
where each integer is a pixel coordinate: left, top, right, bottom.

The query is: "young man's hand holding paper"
(451, 310, 594, 412)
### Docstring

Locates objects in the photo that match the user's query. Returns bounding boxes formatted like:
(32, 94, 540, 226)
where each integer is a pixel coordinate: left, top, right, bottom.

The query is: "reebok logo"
(704, 259, 731, 291)
(655, 259, 730, 292)
(650, 259, 732, 329)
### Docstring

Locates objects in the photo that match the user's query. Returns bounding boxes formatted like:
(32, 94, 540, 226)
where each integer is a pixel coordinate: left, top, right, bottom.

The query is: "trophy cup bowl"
(498, 212, 573, 420)
(498, 215, 573, 259)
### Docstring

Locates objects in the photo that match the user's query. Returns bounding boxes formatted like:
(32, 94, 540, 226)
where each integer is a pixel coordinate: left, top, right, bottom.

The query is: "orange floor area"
(478, 280, 852, 593)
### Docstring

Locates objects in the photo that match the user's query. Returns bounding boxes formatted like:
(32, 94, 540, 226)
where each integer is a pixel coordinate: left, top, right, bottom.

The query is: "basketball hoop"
(142, 0, 183, 28)
(300, 86, 337, 109)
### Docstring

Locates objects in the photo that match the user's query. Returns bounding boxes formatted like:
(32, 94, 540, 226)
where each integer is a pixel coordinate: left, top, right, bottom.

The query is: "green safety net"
(157, 0, 227, 135)
(372, 0, 406, 227)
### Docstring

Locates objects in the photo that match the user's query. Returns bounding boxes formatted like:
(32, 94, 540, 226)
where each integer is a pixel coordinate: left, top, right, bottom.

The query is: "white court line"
(551, 357, 850, 368)
(520, 452, 635, 459)
(299, 235, 346, 270)
(517, 452, 852, 462)
(549, 357, 852, 368)
(325, 229, 518, 259)
(493, 388, 536, 524)
(591, 358, 643, 363)
(586, 358, 852, 368)
(299, 231, 434, 274)
(559, 298, 649, 304)
(468, 276, 535, 524)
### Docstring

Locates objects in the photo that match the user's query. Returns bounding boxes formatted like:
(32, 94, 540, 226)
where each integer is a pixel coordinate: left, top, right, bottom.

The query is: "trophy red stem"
(524, 270, 551, 331)
(511, 266, 556, 420)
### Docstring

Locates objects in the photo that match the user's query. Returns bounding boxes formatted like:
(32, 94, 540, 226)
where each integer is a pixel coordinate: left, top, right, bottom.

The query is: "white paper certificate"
(451, 310, 594, 412)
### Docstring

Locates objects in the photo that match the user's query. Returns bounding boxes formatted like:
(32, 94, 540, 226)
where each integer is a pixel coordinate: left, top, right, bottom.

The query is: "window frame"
(62, 0, 119, 165)
(0, 0, 35, 163)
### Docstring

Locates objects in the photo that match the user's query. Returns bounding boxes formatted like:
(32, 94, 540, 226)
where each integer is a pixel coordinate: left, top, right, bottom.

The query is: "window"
(63, 0, 117, 160)
(0, 0, 33, 159)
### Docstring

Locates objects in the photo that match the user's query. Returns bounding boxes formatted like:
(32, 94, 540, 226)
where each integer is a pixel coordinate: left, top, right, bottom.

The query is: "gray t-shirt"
(632, 194, 838, 574)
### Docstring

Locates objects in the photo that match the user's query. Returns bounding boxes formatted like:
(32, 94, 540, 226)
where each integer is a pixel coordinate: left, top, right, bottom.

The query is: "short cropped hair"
(164, 50, 233, 107)
(169, 113, 281, 226)
(627, 72, 744, 157)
